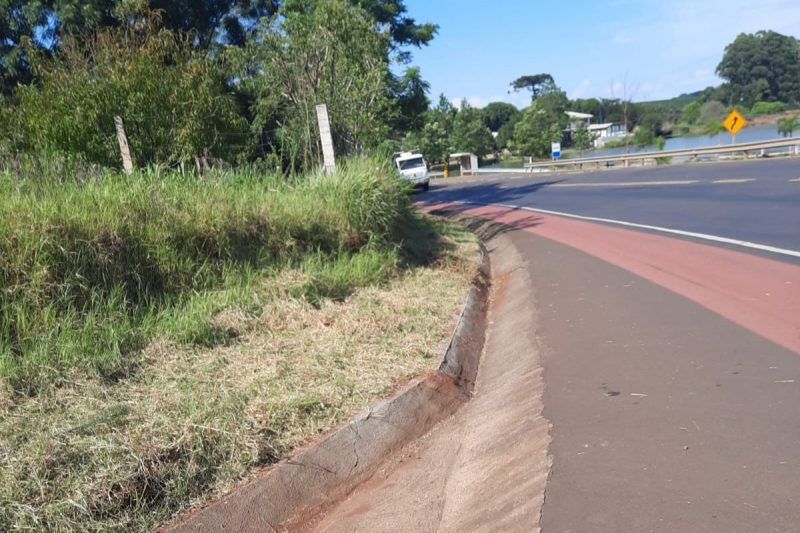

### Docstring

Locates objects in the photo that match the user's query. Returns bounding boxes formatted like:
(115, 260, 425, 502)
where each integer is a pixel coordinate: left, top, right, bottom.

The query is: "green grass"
(0, 213, 478, 532)
(0, 156, 412, 393)
(0, 153, 485, 531)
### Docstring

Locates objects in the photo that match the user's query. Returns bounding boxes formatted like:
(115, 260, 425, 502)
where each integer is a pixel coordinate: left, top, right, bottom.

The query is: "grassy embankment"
(0, 156, 478, 531)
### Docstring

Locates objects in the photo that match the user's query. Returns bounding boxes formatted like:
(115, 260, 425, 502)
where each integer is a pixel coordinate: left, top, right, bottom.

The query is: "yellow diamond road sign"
(723, 109, 746, 136)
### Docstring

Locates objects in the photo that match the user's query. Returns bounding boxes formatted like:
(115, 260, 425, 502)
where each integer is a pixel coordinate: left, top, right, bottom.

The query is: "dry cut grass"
(0, 216, 478, 532)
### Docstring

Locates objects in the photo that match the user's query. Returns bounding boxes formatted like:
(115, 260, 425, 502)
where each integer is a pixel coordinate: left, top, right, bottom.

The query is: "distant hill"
(636, 92, 703, 112)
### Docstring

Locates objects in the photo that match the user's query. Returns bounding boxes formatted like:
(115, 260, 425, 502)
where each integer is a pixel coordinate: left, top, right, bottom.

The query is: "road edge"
(164, 234, 491, 532)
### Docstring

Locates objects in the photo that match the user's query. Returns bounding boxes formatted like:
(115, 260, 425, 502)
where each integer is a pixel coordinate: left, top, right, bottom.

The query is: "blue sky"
(402, 0, 800, 108)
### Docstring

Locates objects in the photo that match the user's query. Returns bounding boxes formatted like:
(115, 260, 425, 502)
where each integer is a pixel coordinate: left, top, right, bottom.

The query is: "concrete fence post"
(315, 104, 336, 173)
(114, 116, 134, 175)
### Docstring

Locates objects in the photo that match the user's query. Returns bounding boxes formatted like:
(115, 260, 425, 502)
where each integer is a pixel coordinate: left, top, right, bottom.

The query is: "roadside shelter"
(449, 152, 479, 176)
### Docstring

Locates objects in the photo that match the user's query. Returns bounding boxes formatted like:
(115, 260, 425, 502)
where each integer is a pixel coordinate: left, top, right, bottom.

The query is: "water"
(568, 123, 787, 160)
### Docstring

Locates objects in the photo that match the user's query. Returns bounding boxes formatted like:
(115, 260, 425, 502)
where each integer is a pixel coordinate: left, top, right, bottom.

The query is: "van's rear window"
(398, 157, 425, 170)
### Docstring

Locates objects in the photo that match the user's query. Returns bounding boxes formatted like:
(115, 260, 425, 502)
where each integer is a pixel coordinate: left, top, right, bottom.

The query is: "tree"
(282, 0, 436, 62)
(511, 73, 556, 101)
(571, 122, 596, 151)
(481, 101, 519, 132)
(716, 30, 800, 106)
(392, 66, 430, 133)
(681, 101, 701, 125)
(240, 0, 393, 171)
(699, 100, 726, 124)
(495, 116, 521, 150)
(451, 101, 495, 158)
(778, 114, 799, 137)
(0, 1, 52, 94)
(404, 94, 456, 165)
(513, 105, 563, 158)
(1, 1, 281, 94)
(632, 126, 655, 148)
(535, 90, 570, 127)
(404, 119, 449, 165)
(7, 20, 247, 167)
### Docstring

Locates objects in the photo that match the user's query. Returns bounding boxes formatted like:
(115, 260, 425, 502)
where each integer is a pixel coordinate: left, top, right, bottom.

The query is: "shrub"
(751, 101, 786, 116)
(4, 19, 247, 169)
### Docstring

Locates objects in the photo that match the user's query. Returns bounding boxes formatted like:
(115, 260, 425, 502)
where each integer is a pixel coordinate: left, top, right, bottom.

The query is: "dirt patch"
(746, 109, 799, 127)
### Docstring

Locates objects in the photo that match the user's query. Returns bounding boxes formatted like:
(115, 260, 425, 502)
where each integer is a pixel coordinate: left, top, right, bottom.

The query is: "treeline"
(409, 29, 800, 161)
(0, 0, 436, 173)
(406, 80, 664, 163)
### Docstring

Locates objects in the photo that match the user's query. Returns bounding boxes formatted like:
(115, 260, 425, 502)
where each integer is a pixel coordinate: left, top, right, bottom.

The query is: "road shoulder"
(305, 220, 552, 532)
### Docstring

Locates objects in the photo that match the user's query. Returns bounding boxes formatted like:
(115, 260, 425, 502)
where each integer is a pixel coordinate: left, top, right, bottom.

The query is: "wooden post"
(315, 104, 336, 173)
(114, 116, 134, 175)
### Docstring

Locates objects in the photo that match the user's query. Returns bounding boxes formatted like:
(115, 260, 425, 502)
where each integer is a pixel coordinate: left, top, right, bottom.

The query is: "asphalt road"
(417, 159, 800, 531)
(520, 229, 800, 532)
(421, 157, 800, 256)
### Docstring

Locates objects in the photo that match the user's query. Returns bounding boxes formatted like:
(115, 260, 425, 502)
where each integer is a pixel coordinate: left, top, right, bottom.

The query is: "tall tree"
(1, 1, 53, 94)
(511, 73, 556, 101)
(282, 0, 436, 61)
(512, 104, 563, 158)
(716, 30, 800, 106)
(392, 66, 430, 133)
(481, 101, 519, 132)
(54, 0, 279, 47)
(7, 20, 246, 167)
(451, 100, 495, 158)
(241, 0, 392, 171)
(404, 94, 454, 165)
(0, 0, 280, 94)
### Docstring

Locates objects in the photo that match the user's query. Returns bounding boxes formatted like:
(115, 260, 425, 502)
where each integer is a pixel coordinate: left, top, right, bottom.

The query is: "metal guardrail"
(505, 137, 800, 172)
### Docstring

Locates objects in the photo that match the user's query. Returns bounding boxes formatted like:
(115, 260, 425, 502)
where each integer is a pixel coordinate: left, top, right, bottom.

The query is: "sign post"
(551, 142, 561, 160)
(722, 109, 746, 144)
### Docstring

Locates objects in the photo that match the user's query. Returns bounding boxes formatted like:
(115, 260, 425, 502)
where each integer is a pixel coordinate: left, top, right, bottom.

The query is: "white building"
(587, 123, 629, 147)
(564, 111, 630, 148)
(565, 111, 593, 131)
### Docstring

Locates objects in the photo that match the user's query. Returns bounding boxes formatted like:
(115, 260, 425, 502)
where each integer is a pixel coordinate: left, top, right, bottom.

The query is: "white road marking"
(550, 180, 698, 188)
(711, 178, 756, 184)
(452, 200, 800, 259)
(790, 178, 800, 182)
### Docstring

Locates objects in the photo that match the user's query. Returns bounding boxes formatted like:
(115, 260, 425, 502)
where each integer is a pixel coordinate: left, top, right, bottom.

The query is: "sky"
(402, 0, 800, 109)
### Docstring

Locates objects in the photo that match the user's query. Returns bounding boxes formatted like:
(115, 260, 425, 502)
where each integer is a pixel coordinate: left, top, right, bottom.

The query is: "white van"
(394, 151, 430, 191)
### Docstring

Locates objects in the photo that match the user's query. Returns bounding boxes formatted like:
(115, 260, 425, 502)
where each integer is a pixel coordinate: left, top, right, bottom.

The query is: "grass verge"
(0, 154, 479, 530)
(0, 157, 410, 393)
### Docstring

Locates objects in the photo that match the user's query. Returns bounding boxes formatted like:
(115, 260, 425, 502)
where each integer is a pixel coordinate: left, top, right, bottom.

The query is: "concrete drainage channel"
(165, 238, 491, 532)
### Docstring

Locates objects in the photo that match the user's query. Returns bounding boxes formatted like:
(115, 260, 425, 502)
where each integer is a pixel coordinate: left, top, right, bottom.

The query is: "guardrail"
(498, 137, 800, 173)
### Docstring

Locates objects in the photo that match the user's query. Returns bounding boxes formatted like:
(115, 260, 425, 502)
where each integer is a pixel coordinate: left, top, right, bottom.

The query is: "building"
(587, 123, 629, 147)
(565, 111, 593, 132)
(564, 111, 630, 148)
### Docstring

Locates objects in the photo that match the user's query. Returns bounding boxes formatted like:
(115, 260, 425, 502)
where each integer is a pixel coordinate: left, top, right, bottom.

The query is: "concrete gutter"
(301, 213, 553, 532)
(165, 243, 490, 532)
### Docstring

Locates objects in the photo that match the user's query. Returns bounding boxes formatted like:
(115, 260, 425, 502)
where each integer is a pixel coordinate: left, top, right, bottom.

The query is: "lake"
(567, 123, 788, 160)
